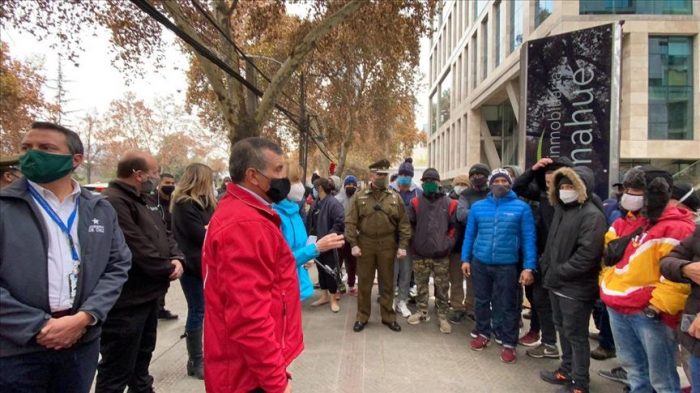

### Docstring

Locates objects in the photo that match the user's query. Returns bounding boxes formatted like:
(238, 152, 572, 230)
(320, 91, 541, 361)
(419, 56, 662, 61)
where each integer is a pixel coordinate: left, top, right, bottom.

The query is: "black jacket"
(408, 194, 457, 258)
(306, 195, 345, 265)
(541, 167, 607, 301)
(103, 180, 184, 309)
(660, 225, 700, 355)
(456, 187, 489, 225)
(0, 179, 132, 357)
(512, 157, 573, 254)
(449, 190, 465, 254)
(172, 199, 214, 279)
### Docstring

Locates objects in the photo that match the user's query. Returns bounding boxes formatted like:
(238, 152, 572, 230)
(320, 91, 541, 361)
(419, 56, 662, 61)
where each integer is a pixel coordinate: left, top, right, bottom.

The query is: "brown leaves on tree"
(0, 41, 53, 155)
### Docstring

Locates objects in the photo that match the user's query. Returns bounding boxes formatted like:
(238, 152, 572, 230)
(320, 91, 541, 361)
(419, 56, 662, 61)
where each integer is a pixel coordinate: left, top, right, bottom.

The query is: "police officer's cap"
(0, 155, 20, 171)
(369, 159, 391, 175)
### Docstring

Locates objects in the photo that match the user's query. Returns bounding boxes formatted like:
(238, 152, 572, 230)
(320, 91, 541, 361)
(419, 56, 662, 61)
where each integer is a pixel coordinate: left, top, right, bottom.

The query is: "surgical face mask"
(373, 176, 388, 190)
(19, 150, 75, 184)
(453, 186, 467, 195)
(559, 189, 579, 204)
(621, 193, 644, 212)
(287, 182, 305, 202)
(397, 176, 412, 187)
(345, 187, 357, 197)
(490, 184, 511, 198)
(312, 188, 319, 199)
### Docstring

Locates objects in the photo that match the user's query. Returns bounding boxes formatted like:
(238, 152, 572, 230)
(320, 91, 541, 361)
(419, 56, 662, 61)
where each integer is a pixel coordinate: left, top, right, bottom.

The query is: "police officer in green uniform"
(346, 159, 412, 333)
(0, 155, 21, 189)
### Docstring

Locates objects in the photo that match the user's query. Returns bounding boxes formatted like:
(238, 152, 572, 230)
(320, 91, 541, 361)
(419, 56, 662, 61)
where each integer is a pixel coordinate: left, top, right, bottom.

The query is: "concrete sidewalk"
(144, 279, 629, 393)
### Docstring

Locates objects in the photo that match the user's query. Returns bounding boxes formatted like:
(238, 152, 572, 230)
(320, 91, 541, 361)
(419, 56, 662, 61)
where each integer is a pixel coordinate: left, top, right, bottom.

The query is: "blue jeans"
(592, 299, 615, 350)
(691, 354, 700, 393)
(0, 339, 99, 393)
(608, 308, 680, 393)
(180, 274, 205, 331)
(471, 259, 519, 347)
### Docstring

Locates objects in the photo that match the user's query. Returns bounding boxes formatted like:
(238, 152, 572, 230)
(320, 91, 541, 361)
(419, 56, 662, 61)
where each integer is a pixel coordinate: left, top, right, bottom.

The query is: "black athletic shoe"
(158, 309, 179, 320)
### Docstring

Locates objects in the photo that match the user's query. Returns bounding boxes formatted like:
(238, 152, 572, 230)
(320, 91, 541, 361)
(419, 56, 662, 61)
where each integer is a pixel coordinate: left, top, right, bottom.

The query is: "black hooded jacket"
(512, 157, 573, 254)
(540, 167, 607, 301)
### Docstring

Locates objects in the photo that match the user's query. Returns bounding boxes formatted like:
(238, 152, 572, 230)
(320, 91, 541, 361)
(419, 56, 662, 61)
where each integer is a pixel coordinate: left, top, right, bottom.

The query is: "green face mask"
(423, 181, 439, 194)
(373, 176, 388, 190)
(19, 150, 74, 184)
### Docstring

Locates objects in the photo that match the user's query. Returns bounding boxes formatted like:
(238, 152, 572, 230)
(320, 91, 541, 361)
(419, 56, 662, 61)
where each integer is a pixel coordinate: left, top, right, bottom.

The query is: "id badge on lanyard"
(28, 184, 81, 299)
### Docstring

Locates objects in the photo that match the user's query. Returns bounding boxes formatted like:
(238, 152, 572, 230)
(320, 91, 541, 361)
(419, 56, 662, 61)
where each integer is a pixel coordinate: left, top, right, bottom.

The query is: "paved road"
(142, 275, 633, 393)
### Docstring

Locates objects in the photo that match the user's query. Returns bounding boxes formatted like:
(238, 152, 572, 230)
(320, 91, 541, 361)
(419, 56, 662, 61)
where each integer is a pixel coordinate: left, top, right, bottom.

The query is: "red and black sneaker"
(470, 335, 491, 351)
(540, 368, 573, 385)
(501, 347, 516, 364)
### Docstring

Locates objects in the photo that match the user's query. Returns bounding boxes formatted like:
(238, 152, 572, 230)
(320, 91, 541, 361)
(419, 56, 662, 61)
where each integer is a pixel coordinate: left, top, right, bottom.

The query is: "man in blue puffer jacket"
(461, 168, 537, 364)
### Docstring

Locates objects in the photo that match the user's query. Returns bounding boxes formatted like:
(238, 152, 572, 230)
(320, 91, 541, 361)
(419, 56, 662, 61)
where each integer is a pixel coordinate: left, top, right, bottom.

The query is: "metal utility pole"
(299, 71, 307, 184)
(245, 61, 258, 116)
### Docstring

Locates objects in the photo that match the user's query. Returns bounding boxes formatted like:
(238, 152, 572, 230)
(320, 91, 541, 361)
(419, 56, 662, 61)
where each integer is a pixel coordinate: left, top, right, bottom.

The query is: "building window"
(535, 0, 553, 27)
(510, 0, 524, 53)
(440, 71, 452, 126)
(648, 36, 694, 140)
(473, 0, 488, 22)
(495, 1, 503, 67)
(580, 0, 692, 15)
(481, 19, 488, 80)
(471, 36, 477, 89)
(441, 0, 451, 23)
(430, 93, 438, 134)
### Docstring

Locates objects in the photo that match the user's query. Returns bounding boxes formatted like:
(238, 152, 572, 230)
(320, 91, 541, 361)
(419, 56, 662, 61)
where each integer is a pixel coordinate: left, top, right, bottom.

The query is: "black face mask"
(345, 187, 357, 197)
(256, 170, 291, 203)
(161, 185, 175, 196)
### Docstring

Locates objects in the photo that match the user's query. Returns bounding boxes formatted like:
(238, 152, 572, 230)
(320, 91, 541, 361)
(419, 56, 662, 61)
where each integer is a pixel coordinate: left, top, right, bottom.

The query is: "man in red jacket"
(202, 137, 302, 393)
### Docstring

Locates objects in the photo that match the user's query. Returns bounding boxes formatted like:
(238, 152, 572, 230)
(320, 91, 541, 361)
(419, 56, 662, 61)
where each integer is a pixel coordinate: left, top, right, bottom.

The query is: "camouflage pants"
(413, 257, 450, 319)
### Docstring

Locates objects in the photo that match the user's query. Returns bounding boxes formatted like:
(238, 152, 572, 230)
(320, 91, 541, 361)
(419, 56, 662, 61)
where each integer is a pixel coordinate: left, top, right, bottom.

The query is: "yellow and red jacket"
(600, 205, 695, 327)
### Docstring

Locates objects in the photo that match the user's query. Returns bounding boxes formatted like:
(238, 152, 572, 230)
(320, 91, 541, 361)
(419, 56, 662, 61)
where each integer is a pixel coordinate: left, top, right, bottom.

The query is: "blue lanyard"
(28, 184, 80, 261)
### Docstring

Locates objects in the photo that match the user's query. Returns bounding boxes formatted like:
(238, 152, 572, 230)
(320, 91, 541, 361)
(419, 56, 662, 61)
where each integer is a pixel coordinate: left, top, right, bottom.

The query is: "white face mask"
(454, 186, 467, 195)
(621, 193, 644, 212)
(287, 182, 305, 202)
(559, 189, 579, 204)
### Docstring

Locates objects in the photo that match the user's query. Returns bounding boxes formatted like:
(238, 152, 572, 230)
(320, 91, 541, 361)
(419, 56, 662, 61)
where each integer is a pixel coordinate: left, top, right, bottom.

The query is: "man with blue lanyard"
(0, 122, 132, 393)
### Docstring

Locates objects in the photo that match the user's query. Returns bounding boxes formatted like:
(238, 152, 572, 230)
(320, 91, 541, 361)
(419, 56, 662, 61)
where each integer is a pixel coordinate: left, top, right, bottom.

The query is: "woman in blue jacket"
(461, 169, 537, 364)
(274, 163, 344, 301)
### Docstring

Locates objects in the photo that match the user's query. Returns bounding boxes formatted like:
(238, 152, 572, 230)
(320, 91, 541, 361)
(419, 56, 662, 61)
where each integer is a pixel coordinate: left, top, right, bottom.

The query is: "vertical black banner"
(525, 24, 614, 199)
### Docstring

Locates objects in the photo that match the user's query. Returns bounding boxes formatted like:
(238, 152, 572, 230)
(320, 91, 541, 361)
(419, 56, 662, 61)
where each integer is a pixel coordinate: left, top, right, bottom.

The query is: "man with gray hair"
(202, 137, 303, 393)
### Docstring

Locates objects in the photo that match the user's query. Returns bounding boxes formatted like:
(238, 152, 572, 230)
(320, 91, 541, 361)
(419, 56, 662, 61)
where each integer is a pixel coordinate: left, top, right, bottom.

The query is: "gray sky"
(3, 6, 430, 133)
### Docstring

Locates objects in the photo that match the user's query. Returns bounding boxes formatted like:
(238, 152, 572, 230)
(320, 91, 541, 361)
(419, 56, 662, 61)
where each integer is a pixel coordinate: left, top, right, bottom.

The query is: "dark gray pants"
(550, 293, 595, 389)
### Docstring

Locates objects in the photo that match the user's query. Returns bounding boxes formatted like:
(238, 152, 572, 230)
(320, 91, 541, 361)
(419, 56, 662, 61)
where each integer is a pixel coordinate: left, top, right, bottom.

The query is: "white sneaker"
(409, 285, 417, 297)
(395, 301, 411, 318)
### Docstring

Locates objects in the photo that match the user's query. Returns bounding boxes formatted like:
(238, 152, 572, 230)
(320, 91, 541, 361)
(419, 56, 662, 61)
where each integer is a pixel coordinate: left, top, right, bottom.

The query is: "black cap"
(469, 163, 490, 177)
(672, 183, 699, 211)
(421, 168, 440, 182)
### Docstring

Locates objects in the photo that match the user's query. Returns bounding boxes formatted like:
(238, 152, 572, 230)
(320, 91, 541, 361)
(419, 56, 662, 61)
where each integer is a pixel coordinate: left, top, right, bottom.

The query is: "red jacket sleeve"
(217, 220, 288, 392)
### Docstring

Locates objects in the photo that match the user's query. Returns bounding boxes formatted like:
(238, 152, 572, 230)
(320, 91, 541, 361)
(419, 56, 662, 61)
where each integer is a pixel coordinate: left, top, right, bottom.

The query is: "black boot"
(185, 329, 204, 380)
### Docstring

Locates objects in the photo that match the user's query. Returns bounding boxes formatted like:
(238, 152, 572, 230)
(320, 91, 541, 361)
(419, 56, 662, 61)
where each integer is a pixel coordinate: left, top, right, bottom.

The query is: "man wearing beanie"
(538, 166, 607, 393)
(461, 169, 537, 364)
(671, 183, 699, 221)
(406, 168, 457, 334)
(336, 176, 359, 295)
(453, 163, 491, 324)
(389, 158, 422, 318)
(601, 166, 695, 393)
(448, 174, 472, 324)
(511, 157, 572, 359)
